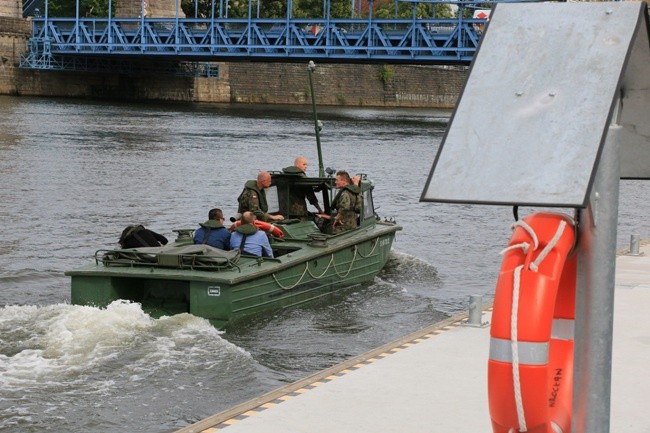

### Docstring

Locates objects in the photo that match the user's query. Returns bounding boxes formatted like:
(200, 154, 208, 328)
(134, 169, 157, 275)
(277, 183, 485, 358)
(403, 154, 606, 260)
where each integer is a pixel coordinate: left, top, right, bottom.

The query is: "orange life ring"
(229, 220, 284, 238)
(488, 212, 576, 433)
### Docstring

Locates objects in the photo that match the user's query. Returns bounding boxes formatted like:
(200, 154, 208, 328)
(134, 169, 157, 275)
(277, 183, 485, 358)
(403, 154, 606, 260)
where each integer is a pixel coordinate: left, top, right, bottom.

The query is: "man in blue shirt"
(229, 212, 274, 258)
(193, 208, 231, 250)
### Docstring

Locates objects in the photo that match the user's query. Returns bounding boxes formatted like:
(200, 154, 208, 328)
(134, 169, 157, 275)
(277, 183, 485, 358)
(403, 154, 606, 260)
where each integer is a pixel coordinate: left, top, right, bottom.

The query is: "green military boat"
(66, 172, 401, 328)
(66, 61, 401, 328)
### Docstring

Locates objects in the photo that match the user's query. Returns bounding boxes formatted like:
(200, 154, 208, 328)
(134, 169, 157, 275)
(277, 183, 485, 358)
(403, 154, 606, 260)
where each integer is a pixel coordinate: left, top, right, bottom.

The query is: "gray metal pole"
(573, 123, 621, 433)
(468, 295, 482, 326)
(629, 234, 641, 255)
(307, 61, 325, 178)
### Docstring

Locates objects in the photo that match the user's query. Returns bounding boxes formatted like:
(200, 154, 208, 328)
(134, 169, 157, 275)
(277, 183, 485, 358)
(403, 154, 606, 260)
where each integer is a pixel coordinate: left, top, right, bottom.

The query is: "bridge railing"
(21, 15, 485, 68)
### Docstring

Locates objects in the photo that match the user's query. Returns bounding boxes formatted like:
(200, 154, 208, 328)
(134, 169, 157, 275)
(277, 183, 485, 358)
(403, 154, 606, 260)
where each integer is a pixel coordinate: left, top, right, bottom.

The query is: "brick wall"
(116, 0, 186, 18)
(0, 1, 22, 19)
(0, 17, 31, 95)
(13, 69, 199, 100)
(228, 62, 465, 108)
(0, 17, 31, 35)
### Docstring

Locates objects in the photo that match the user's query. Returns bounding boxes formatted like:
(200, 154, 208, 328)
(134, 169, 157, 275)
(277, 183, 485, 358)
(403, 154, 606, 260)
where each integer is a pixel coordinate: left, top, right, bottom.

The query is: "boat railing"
(96, 244, 241, 272)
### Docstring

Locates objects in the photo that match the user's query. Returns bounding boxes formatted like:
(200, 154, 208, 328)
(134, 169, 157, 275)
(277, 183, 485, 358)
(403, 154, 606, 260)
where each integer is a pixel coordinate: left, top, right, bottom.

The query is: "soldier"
(325, 170, 362, 234)
(281, 156, 323, 219)
(193, 208, 231, 250)
(229, 212, 274, 258)
(237, 171, 284, 223)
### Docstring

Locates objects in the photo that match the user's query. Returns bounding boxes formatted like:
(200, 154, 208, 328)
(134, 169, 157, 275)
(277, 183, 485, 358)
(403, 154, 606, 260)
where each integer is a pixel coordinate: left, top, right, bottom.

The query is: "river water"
(0, 95, 648, 432)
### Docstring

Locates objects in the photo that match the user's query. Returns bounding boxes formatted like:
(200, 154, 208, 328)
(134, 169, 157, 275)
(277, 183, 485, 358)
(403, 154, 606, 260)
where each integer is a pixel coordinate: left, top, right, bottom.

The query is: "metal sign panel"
(620, 10, 650, 179)
(421, 2, 650, 207)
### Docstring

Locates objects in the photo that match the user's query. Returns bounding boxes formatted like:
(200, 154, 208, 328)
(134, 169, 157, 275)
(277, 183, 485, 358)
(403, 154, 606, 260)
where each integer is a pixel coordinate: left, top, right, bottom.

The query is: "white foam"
(0, 301, 251, 393)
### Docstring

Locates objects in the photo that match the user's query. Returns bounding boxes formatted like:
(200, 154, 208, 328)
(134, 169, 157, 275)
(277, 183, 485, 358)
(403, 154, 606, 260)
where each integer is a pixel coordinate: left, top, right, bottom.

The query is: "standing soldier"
(281, 156, 323, 219)
(237, 171, 284, 223)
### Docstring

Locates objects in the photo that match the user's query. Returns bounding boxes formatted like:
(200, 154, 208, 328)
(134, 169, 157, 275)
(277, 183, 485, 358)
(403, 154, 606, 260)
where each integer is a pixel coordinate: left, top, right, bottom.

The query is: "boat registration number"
(207, 286, 221, 296)
(379, 238, 391, 248)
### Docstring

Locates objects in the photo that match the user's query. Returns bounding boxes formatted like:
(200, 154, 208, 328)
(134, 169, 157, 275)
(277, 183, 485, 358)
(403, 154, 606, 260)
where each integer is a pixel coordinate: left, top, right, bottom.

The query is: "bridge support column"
(0, 0, 22, 18)
(116, 0, 185, 18)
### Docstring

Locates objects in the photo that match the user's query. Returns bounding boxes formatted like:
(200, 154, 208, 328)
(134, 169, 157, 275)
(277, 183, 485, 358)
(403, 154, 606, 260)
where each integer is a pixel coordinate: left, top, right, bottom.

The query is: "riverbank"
(0, 17, 465, 108)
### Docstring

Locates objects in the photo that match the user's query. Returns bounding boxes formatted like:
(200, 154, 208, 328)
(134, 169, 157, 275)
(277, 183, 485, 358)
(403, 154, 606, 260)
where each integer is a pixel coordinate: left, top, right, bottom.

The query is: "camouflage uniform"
(282, 166, 320, 219)
(331, 185, 362, 234)
(237, 180, 271, 222)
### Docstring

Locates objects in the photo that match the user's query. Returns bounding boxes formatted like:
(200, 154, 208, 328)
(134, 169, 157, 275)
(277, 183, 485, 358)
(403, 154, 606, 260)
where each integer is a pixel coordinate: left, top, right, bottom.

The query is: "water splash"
(0, 301, 249, 392)
(378, 250, 441, 287)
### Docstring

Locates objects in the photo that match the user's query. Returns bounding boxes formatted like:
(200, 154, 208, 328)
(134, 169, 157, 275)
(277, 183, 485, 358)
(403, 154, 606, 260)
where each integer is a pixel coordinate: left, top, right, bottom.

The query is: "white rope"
(356, 237, 380, 258)
(511, 264, 528, 432)
(500, 242, 529, 256)
(499, 220, 539, 256)
(513, 220, 539, 250)
(272, 262, 310, 290)
(332, 246, 358, 278)
(306, 254, 335, 279)
(529, 220, 567, 272)
(273, 244, 360, 290)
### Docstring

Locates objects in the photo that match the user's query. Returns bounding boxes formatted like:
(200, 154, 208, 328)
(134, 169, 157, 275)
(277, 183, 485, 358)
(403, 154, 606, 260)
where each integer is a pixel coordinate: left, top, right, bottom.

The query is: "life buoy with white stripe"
(229, 220, 284, 238)
(489, 212, 576, 433)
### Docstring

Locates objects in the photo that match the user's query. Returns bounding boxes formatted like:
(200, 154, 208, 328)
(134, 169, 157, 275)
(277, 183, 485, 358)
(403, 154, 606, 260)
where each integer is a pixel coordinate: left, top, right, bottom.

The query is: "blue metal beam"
(20, 16, 487, 70)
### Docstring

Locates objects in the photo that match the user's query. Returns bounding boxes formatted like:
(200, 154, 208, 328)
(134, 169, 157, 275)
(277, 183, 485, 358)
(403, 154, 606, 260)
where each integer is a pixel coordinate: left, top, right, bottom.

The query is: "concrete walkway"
(175, 242, 650, 433)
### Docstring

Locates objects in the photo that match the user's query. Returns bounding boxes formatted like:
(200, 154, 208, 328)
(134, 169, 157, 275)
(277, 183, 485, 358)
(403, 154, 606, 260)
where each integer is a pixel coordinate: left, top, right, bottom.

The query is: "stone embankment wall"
(0, 17, 30, 95)
(0, 20, 465, 107)
(0, 1, 22, 18)
(116, 0, 186, 18)
(227, 62, 465, 108)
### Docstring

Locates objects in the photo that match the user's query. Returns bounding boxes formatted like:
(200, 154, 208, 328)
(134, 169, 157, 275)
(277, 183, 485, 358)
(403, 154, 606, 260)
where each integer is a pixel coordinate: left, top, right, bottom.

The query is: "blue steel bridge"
(19, 0, 500, 75)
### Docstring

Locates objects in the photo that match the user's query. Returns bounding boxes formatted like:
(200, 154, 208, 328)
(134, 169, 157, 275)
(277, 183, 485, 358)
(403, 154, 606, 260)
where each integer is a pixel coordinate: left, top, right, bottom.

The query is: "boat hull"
(68, 223, 400, 328)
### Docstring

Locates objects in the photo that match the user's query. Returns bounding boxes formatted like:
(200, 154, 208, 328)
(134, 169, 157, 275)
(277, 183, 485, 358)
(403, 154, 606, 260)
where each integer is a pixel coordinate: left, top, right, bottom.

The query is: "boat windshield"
(266, 185, 279, 213)
(270, 173, 334, 218)
(361, 186, 375, 221)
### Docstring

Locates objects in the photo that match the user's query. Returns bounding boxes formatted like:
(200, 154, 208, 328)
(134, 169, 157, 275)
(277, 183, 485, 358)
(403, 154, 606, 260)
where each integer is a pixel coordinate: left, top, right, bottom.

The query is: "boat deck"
(174, 241, 650, 433)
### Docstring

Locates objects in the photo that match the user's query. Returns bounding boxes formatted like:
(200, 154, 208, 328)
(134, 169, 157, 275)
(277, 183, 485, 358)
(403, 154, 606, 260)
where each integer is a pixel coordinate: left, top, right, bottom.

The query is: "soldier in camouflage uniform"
(330, 170, 362, 234)
(281, 156, 323, 219)
(237, 171, 284, 223)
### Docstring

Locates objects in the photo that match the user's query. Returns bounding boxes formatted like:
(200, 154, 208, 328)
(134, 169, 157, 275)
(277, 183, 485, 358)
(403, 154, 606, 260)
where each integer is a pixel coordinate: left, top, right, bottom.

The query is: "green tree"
(293, 0, 322, 18)
(259, 0, 287, 18)
(43, 0, 451, 19)
(375, 1, 452, 19)
(46, 0, 111, 17)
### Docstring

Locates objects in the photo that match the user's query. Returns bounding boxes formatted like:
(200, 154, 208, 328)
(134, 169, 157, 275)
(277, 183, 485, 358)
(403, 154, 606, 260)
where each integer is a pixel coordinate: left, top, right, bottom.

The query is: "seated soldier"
(229, 212, 274, 258)
(193, 208, 231, 250)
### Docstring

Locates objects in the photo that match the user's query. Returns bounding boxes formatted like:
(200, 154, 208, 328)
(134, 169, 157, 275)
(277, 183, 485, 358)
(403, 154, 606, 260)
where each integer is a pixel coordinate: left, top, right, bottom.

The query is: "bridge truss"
(20, 1, 492, 74)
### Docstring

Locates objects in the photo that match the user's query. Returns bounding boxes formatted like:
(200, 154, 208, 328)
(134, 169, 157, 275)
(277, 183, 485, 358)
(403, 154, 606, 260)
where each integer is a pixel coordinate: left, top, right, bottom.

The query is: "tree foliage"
(44, 0, 453, 19)
(45, 0, 111, 17)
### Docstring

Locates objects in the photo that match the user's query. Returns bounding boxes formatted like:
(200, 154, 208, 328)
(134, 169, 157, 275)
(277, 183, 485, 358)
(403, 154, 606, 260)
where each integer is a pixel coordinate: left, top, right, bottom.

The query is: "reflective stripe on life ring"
(229, 220, 284, 238)
(488, 212, 576, 433)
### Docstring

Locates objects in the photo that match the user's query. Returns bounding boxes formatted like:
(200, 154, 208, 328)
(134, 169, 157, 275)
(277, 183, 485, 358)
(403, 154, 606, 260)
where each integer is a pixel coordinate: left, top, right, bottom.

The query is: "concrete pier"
(175, 240, 650, 433)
